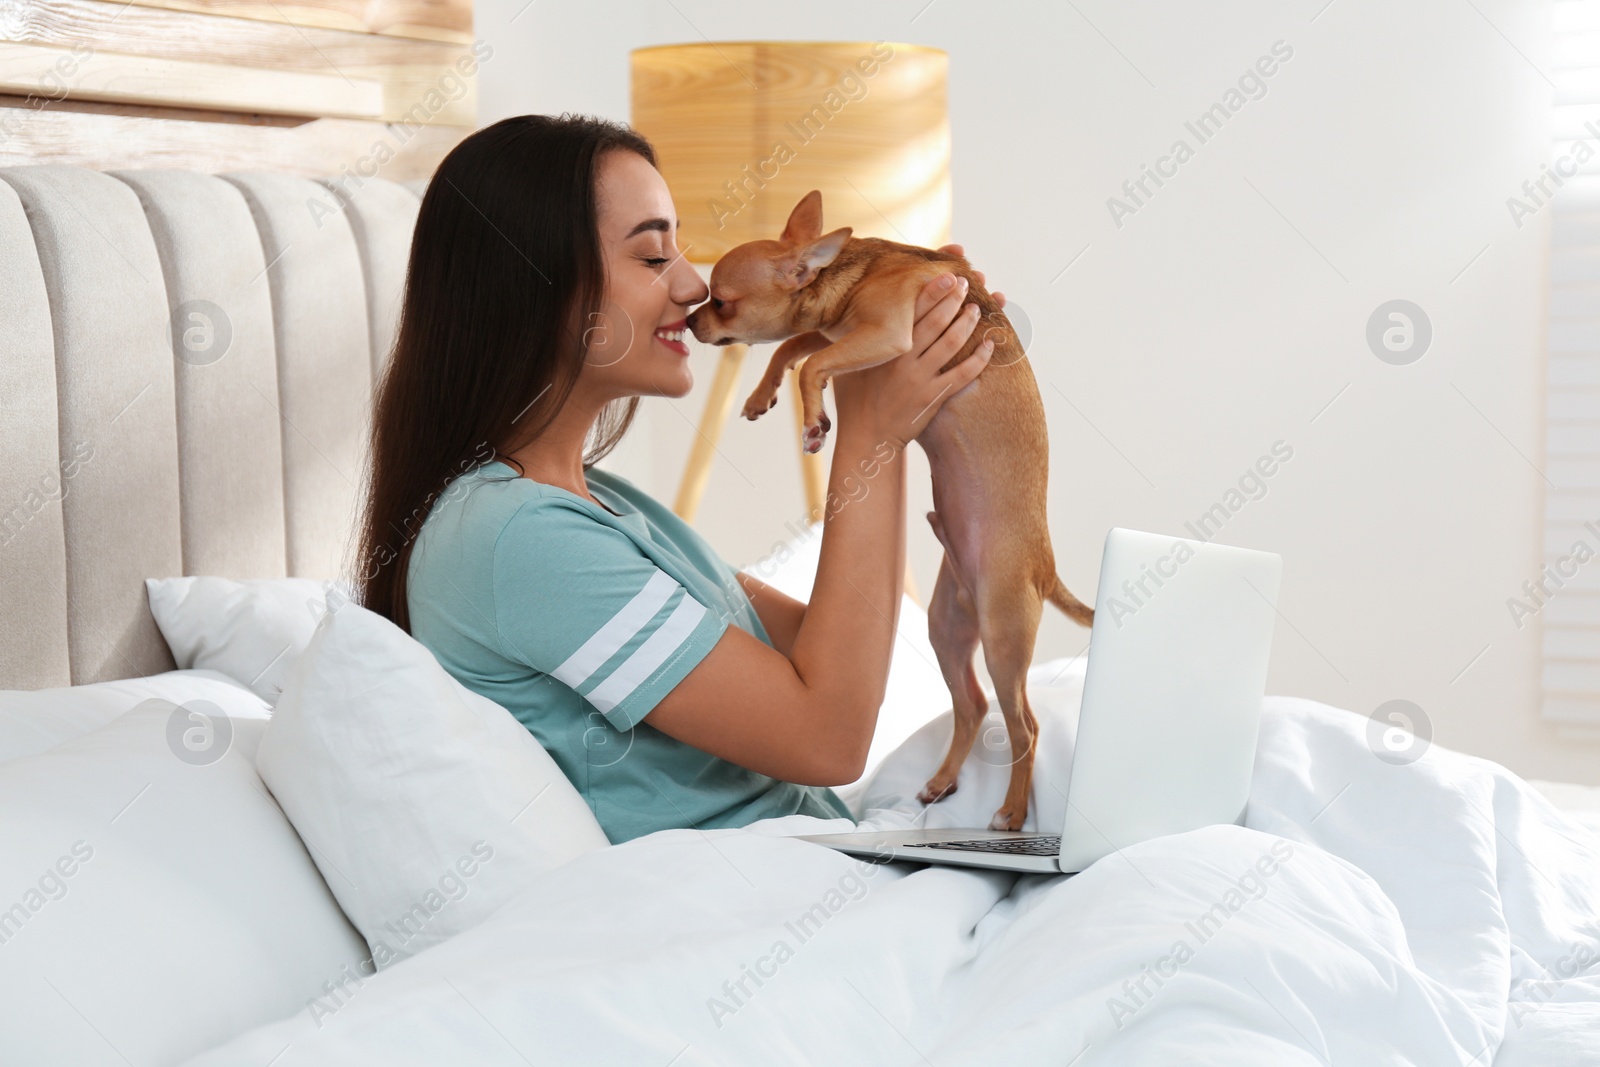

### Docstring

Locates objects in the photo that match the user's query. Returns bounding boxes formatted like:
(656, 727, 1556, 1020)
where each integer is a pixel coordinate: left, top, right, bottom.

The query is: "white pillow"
(739, 521, 953, 802)
(0, 668, 262, 766)
(0, 697, 369, 1066)
(146, 576, 349, 704)
(255, 597, 611, 969)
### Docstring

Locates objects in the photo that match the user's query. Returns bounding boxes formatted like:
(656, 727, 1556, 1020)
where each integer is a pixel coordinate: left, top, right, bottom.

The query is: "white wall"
(476, 0, 1598, 783)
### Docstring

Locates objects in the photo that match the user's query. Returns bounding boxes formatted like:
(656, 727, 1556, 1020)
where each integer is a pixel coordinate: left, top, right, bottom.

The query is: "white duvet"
(185, 658, 1600, 1066)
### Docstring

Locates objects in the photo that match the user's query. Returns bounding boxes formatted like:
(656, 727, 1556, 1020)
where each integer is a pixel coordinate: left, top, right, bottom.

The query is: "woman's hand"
(833, 269, 996, 452)
(937, 243, 1005, 308)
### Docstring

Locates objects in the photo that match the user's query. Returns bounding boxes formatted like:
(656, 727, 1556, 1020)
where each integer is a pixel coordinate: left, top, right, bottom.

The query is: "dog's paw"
(918, 779, 958, 805)
(742, 382, 783, 421)
(988, 807, 1026, 832)
(801, 423, 827, 454)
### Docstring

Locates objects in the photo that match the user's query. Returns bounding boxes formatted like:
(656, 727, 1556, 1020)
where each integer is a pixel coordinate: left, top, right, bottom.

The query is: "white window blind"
(1545, 0, 1600, 739)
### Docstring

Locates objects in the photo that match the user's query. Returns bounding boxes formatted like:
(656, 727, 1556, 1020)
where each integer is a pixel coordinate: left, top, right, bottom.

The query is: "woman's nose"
(672, 262, 709, 306)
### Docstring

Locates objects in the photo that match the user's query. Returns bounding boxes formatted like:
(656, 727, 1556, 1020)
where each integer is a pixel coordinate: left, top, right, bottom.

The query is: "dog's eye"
(710, 297, 726, 312)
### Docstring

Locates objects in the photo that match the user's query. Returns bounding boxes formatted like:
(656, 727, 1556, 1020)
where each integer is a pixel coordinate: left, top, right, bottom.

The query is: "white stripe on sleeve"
(551, 569, 678, 690)
(584, 592, 709, 716)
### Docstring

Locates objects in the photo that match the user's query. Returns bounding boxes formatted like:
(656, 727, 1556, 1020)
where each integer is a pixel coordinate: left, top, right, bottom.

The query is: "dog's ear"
(779, 190, 824, 247)
(774, 226, 852, 291)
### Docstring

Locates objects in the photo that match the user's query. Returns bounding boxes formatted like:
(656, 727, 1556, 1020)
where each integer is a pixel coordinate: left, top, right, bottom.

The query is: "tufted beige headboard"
(0, 165, 424, 690)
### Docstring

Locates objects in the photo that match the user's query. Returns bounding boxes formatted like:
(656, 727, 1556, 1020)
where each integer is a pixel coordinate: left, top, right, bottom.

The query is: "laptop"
(797, 527, 1282, 874)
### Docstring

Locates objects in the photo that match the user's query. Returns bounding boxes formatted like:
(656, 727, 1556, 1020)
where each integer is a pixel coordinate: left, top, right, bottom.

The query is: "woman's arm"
(735, 572, 806, 660)
(645, 272, 992, 785)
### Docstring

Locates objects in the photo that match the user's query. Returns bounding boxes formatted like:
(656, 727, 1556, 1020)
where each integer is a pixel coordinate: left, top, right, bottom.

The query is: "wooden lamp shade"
(630, 40, 951, 263)
(631, 42, 948, 607)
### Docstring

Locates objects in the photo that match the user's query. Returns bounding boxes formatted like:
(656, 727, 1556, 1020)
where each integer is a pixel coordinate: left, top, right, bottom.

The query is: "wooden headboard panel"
(0, 0, 477, 178)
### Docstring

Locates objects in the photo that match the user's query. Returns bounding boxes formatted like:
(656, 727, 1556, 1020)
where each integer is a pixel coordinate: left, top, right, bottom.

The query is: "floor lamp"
(630, 40, 951, 604)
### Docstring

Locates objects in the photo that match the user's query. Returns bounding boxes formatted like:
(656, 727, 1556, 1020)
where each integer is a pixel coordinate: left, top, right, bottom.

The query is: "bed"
(1, 163, 1598, 1065)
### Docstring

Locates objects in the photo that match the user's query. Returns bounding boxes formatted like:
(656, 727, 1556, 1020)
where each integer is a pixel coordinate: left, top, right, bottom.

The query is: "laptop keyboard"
(901, 836, 1061, 856)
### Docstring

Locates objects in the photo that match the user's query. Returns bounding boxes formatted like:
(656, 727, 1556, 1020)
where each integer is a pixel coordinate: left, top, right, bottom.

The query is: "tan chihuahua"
(687, 190, 1094, 830)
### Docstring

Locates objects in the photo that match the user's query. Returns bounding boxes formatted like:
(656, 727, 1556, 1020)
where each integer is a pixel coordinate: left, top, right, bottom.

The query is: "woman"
(356, 114, 995, 844)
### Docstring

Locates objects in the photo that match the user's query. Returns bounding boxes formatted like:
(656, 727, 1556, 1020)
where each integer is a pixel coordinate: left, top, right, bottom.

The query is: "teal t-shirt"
(407, 459, 852, 843)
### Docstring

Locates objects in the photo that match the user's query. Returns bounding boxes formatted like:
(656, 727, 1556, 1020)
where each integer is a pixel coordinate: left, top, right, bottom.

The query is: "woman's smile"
(654, 318, 689, 356)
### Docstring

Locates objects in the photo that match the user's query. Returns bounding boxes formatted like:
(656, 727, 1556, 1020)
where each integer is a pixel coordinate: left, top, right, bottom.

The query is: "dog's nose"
(687, 307, 713, 343)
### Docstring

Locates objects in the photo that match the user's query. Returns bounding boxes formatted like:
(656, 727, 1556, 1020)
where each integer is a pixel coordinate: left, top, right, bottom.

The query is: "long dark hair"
(355, 114, 657, 630)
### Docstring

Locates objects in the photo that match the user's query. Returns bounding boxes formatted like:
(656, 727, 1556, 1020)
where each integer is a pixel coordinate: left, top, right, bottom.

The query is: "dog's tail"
(1045, 575, 1095, 627)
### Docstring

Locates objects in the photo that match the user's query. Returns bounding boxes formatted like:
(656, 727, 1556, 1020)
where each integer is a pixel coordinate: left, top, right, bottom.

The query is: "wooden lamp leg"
(673, 343, 747, 523)
(903, 557, 922, 607)
(789, 362, 828, 525)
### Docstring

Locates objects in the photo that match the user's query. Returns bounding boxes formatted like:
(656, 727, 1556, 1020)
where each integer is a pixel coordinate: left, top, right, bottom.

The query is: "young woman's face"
(584, 149, 709, 399)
